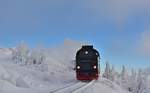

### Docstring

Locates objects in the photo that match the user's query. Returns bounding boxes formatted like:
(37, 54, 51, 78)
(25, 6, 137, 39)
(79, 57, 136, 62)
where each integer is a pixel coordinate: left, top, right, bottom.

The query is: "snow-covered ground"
(0, 40, 147, 93)
(0, 60, 129, 93)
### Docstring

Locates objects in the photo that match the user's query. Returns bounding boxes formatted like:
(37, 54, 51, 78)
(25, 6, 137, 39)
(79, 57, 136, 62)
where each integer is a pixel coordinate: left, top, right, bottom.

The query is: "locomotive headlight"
(77, 66, 80, 69)
(93, 65, 97, 69)
(85, 51, 88, 54)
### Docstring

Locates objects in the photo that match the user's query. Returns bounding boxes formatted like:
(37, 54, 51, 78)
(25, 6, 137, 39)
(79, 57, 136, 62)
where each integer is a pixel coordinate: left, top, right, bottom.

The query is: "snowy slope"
(83, 78, 129, 93)
(0, 61, 129, 93)
(0, 41, 131, 93)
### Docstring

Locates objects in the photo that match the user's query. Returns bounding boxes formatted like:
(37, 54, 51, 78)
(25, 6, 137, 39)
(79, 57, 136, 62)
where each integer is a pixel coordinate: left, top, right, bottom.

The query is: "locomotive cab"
(76, 45, 100, 80)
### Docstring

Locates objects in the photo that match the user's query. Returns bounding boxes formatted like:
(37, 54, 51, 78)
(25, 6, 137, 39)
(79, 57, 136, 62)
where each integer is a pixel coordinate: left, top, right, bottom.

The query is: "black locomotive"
(76, 45, 100, 80)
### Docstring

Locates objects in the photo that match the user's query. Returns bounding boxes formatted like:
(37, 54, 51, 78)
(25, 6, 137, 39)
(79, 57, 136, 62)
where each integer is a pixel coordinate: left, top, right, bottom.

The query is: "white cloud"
(85, 0, 150, 17)
(139, 31, 150, 56)
(83, 0, 150, 28)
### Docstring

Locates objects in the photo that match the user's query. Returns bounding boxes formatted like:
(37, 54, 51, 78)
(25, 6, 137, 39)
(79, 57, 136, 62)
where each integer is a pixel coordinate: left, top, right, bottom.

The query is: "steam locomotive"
(75, 45, 100, 80)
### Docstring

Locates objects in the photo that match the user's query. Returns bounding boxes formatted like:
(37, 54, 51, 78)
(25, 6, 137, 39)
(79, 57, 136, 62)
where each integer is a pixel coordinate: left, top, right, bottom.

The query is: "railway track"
(50, 80, 95, 93)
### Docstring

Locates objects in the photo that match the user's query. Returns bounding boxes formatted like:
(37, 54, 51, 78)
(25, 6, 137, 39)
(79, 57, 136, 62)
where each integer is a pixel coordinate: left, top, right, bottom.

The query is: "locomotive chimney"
(82, 45, 93, 49)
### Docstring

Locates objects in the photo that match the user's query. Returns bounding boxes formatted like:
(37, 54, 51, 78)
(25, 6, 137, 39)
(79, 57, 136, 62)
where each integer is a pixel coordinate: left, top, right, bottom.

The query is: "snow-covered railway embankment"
(50, 80, 95, 93)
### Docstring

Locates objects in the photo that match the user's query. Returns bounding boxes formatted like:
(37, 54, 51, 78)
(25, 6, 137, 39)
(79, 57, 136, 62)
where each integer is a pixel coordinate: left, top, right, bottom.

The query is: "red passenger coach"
(75, 45, 100, 80)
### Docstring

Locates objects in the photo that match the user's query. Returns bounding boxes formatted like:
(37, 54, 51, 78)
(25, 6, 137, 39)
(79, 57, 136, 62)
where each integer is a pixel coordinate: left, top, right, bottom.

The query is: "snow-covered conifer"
(135, 69, 147, 93)
(128, 68, 137, 92)
(27, 47, 47, 71)
(120, 65, 130, 90)
(103, 61, 111, 79)
(110, 65, 118, 82)
(12, 42, 29, 65)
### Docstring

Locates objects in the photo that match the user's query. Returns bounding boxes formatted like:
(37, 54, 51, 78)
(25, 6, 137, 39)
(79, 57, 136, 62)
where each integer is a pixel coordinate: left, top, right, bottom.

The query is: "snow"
(0, 40, 148, 93)
(83, 78, 129, 93)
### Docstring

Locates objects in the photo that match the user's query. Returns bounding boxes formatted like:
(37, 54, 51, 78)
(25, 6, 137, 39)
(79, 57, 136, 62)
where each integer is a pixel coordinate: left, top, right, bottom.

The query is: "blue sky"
(0, 0, 150, 70)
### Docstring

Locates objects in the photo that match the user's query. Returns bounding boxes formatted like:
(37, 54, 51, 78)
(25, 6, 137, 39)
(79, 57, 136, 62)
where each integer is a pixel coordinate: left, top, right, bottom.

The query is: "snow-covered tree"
(135, 69, 148, 93)
(103, 62, 119, 82)
(110, 65, 119, 82)
(28, 48, 45, 65)
(12, 43, 48, 71)
(27, 47, 48, 71)
(123, 68, 148, 93)
(128, 68, 137, 92)
(120, 65, 130, 90)
(103, 62, 111, 79)
(121, 65, 128, 80)
(12, 42, 29, 65)
(102, 62, 149, 93)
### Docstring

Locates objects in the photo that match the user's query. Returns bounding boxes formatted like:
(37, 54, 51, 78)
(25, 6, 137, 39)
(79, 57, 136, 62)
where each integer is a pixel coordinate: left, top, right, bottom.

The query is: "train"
(75, 45, 100, 80)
